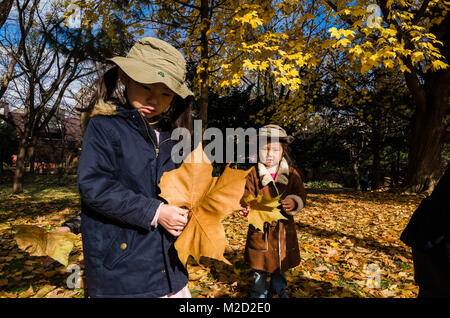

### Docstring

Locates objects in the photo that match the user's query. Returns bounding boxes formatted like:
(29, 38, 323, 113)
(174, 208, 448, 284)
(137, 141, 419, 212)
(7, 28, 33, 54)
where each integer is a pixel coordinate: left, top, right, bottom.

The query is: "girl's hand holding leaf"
(239, 205, 250, 217)
(158, 205, 189, 237)
(281, 198, 296, 213)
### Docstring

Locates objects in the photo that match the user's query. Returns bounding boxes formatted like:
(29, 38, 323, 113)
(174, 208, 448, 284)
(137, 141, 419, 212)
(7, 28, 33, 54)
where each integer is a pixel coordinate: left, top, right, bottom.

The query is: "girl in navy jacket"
(78, 37, 193, 297)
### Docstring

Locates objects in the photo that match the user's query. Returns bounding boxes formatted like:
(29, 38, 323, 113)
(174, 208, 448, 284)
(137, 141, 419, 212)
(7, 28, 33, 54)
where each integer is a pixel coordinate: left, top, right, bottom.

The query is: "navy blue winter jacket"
(77, 101, 188, 297)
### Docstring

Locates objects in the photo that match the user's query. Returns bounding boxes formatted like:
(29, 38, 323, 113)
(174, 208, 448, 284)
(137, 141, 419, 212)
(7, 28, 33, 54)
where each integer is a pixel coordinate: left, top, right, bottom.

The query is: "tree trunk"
(29, 151, 35, 174)
(393, 150, 401, 185)
(13, 137, 28, 194)
(199, 0, 210, 131)
(0, 0, 13, 30)
(65, 151, 74, 172)
(58, 146, 65, 185)
(405, 87, 447, 193)
(352, 161, 361, 191)
(402, 14, 449, 194)
(0, 150, 3, 177)
(371, 121, 382, 190)
(348, 146, 361, 190)
(390, 152, 400, 187)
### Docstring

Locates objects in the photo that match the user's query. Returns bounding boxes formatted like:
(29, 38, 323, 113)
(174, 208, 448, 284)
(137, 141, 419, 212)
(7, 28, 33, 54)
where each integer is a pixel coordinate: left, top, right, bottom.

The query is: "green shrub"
(304, 180, 343, 188)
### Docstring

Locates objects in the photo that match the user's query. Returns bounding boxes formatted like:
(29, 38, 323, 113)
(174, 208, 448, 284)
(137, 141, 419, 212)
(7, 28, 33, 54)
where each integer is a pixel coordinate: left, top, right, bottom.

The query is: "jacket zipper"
(270, 180, 283, 269)
(138, 113, 171, 158)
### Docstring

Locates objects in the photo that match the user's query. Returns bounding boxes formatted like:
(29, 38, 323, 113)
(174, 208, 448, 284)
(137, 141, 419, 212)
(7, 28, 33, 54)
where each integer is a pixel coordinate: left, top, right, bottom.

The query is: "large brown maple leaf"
(158, 144, 250, 266)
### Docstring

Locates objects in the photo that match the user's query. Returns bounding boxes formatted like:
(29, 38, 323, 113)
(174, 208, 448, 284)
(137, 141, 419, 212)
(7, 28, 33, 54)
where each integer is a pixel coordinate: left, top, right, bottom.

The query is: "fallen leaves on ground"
(0, 182, 84, 298)
(186, 191, 423, 298)
(13, 225, 78, 266)
(0, 179, 424, 298)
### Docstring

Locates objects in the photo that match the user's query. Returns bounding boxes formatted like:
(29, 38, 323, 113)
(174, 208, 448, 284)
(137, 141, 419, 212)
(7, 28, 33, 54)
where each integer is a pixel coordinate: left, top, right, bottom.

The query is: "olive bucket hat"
(108, 37, 193, 99)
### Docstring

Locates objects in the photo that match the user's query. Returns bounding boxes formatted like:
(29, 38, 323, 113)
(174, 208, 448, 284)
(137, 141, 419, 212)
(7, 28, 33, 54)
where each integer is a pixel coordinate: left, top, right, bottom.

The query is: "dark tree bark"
(13, 135, 28, 193)
(199, 0, 211, 131)
(371, 119, 382, 190)
(0, 0, 13, 29)
(405, 75, 449, 193)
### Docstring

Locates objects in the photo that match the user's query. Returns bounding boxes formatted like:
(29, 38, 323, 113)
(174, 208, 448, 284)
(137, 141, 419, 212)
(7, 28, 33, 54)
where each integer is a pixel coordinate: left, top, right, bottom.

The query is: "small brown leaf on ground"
(43, 271, 58, 278)
(0, 278, 9, 287)
(396, 255, 409, 262)
(32, 285, 56, 298)
(18, 286, 34, 298)
(314, 265, 329, 272)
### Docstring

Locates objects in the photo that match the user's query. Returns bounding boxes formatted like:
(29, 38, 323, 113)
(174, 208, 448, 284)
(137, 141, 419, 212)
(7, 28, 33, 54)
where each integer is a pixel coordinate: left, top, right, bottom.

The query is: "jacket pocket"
(103, 229, 135, 270)
(247, 226, 269, 251)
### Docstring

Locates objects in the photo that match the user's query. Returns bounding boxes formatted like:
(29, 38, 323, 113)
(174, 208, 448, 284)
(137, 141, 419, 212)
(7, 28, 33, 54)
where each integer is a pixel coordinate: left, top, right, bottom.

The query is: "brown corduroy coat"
(242, 158, 307, 274)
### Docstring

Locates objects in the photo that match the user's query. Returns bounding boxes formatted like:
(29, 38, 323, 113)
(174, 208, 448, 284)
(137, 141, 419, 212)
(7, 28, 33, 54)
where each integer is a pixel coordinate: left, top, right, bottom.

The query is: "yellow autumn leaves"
(13, 225, 78, 266)
(327, 2, 449, 74)
(64, 0, 449, 103)
(3, 173, 424, 298)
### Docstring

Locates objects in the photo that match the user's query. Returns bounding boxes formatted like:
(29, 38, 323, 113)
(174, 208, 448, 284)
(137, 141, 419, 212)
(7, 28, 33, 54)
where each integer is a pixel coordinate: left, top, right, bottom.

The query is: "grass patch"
(304, 180, 343, 189)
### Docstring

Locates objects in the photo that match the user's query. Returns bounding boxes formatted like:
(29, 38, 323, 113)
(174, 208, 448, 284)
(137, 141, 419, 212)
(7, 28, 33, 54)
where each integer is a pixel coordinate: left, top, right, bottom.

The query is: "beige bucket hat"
(108, 37, 193, 99)
(259, 124, 294, 143)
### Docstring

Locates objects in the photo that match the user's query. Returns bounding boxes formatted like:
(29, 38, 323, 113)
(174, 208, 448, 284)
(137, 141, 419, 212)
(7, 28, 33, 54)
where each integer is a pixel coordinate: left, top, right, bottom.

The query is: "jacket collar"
(82, 99, 171, 143)
(258, 157, 289, 187)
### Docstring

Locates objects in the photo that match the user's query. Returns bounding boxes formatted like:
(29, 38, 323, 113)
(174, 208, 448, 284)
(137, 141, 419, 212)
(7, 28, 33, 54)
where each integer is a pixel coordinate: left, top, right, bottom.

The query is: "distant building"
(0, 102, 82, 172)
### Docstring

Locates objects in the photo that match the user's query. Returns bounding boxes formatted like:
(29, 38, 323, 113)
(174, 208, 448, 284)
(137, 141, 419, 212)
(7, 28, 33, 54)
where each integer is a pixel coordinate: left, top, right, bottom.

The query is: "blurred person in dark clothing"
(400, 168, 450, 298)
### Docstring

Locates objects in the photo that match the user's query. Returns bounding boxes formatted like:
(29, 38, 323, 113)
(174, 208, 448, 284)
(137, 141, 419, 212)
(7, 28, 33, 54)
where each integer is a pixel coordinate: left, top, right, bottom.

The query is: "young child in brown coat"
(240, 124, 306, 298)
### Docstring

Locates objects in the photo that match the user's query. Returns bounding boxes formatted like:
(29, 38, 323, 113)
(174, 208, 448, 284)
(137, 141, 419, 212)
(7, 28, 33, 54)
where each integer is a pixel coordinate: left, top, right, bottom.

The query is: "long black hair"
(77, 65, 194, 132)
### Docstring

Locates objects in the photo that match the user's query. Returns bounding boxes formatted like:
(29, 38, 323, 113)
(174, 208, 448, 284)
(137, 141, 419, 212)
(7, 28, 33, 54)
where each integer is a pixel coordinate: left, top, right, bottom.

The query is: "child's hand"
(281, 198, 296, 213)
(239, 205, 250, 217)
(158, 204, 189, 237)
(52, 226, 71, 233)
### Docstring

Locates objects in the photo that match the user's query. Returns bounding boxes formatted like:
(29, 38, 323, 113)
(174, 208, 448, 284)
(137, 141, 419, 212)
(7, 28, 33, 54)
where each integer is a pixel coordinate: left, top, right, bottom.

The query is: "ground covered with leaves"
(0, 178, 424, 298)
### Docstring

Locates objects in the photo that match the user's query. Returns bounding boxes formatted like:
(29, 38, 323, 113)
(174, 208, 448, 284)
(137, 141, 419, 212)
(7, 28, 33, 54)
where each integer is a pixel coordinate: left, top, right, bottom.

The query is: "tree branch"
(412, 0, 431, 25)
(171, 0, 200, 11)
(38, 62, 78, 132)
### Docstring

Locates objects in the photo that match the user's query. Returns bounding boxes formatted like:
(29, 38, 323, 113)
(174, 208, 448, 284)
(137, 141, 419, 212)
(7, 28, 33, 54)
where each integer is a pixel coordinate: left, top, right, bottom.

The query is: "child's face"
(120, 70, 175, 119)
(259, 141, 283, 167)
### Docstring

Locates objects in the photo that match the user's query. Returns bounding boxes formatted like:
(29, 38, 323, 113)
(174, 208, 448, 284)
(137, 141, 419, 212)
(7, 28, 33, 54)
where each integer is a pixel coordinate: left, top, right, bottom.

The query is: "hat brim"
(250, 135, 294, 144)
(108, 57, 193, 99)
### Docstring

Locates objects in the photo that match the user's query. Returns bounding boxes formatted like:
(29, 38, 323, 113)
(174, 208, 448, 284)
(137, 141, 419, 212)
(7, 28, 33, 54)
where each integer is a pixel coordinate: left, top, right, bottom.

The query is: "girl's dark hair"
(78, 65, 193, 132)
